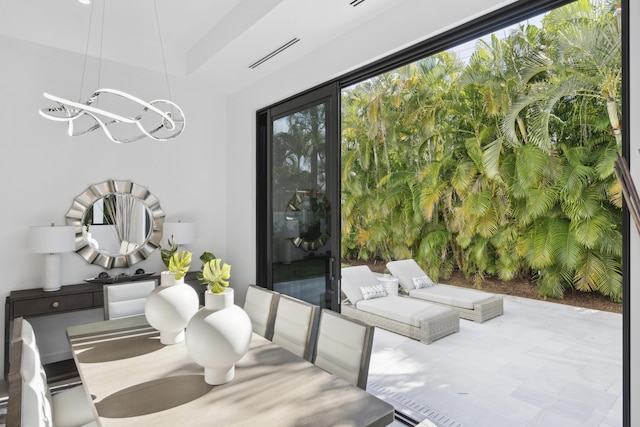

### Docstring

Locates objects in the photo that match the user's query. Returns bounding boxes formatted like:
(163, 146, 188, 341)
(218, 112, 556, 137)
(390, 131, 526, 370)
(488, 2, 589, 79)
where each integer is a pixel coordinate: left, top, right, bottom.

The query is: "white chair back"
(243, 285, 279, 339)
(313, 309, 374, 389)
(21, 341, 54, 427)
(104, 280, 157, 320)
(20, 316, 38, 349)
(21, 373, 53, 427)
(9, 318, 98, 427)
(272, 295, 318, 361)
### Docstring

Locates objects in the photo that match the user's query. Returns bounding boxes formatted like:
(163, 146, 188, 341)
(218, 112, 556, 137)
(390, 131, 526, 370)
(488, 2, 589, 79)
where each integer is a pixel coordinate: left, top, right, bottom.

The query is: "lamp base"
(43, 253, 62, 292)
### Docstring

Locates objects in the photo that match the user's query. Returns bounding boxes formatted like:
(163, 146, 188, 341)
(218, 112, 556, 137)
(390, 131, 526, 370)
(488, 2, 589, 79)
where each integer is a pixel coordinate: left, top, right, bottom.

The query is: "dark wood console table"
(4, 282, 104, 381)
(4, 272, 206, 381)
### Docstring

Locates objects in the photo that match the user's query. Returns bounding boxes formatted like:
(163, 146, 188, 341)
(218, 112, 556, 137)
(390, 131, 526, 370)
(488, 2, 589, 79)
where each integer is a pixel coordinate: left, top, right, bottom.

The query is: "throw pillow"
(360, 284, 388, 300)
(412, 275, 435, 289)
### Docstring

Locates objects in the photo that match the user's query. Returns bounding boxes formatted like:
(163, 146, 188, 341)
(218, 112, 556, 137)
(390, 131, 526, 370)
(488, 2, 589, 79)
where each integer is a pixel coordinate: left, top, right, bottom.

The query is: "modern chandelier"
(39, 0, 185, 143)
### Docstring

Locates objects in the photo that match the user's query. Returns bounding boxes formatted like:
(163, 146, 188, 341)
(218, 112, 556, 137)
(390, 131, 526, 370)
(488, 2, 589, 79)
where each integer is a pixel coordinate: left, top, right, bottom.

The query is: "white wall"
(0, 35, 227, 369)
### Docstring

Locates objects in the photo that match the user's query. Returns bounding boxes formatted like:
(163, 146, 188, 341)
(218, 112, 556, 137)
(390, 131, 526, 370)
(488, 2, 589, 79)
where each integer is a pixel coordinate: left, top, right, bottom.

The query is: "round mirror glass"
(82, 194, 152, 256)
(66, 180, 165, 269)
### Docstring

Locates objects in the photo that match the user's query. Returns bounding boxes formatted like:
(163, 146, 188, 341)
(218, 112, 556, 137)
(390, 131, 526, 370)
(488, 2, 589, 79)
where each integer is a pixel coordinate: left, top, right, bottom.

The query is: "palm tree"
(500, 0, 622, 300)
(340, 0, 622, 301)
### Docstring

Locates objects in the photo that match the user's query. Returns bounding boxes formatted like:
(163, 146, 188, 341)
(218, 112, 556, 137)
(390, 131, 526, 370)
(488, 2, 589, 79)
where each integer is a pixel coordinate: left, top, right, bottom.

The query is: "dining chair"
(271, 294, 318, 361)
(103, 279, 157, 320)
(313, 309, 374, 390)
(12, 317, 98, 427)
(243, 285, 280, 339)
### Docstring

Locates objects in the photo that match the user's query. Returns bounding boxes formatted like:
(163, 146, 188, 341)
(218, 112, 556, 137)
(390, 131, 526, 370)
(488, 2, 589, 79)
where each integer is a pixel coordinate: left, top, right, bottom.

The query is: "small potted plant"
(186, 256, 252, 385)
(158, 235, 191, 286)
(145, 248, 198, 345)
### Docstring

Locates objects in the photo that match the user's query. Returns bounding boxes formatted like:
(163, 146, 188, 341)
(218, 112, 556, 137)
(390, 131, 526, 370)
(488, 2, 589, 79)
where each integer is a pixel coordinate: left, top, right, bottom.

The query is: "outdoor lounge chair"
(386, 259, 504, 323)
(340, 265, 459, 344)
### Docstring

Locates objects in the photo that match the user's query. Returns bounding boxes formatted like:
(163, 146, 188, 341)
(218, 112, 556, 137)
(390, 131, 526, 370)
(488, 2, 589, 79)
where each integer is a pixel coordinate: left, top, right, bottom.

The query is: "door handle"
(329, 256, 337, 290)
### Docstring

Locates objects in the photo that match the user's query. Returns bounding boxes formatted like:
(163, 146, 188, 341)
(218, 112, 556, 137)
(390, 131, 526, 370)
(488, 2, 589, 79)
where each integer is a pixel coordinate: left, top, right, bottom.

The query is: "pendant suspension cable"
(152, 0, 173, 103)
(78, 0, 95, 101)
(97, 0, 106, 94)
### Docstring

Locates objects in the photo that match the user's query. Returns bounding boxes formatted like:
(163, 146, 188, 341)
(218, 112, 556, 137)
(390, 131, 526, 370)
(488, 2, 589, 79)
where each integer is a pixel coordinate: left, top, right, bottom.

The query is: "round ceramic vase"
(144, 271, 199, 344)
(185, 288, 252, 385)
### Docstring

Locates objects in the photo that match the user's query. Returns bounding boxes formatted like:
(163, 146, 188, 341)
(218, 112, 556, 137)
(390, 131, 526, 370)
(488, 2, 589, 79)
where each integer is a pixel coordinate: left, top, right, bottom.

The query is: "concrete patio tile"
(367, 295, 622, 427)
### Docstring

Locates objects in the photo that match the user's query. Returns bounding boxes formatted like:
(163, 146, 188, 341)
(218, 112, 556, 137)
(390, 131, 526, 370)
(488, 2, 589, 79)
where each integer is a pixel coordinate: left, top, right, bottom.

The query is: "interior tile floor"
(367, 295, 622, 427)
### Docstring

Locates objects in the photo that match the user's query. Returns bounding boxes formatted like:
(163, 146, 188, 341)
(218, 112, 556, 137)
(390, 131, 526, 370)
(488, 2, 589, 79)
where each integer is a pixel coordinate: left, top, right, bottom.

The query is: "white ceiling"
(0, 0, 417, 94)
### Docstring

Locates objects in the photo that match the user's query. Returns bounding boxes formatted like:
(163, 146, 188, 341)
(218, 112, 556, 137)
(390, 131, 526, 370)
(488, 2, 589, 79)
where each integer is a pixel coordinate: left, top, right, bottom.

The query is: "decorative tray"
(84, 272, 155, 284)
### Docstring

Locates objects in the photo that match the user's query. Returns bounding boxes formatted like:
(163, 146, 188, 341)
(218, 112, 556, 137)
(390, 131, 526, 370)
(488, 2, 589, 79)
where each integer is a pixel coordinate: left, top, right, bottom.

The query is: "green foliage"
(168, 250, 192, 280)
(159, 236, 179, 268)
(200, 258, 231, 294)
(340, 0, 622, 302)
(196, 251, 218, 284)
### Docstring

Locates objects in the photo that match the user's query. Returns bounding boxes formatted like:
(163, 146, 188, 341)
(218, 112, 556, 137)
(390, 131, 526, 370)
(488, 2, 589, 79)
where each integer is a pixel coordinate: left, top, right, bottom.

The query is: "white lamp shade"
(163, 222, 196, 245)
(28, 225, 76, 254)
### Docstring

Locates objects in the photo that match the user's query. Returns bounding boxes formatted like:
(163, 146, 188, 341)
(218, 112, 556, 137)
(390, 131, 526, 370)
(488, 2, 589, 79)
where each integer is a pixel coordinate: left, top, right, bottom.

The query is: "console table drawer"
(13, 293, 95, 317)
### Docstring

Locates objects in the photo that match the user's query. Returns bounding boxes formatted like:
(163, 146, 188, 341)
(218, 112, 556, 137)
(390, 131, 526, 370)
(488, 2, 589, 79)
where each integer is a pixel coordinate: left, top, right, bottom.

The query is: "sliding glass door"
(257, 84, 340, 311)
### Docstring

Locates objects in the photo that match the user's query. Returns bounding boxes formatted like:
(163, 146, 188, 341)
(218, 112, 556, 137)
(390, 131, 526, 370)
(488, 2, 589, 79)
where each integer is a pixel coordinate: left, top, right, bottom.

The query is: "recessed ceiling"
(0, 0, 414, 94)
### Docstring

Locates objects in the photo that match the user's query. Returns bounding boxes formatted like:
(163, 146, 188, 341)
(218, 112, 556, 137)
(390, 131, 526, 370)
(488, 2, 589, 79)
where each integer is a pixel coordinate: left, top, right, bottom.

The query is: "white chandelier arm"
(91, 88, 177, 127)
(39, 88, 185, 143)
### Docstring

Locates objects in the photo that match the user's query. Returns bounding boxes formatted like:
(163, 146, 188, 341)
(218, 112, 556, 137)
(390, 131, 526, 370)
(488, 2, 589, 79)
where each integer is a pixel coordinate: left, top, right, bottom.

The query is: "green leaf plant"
(200, 258, 231, 294)
(168, 250, 192, 280)
(159, 236, 179, 268)
(196, 251, 217, 283)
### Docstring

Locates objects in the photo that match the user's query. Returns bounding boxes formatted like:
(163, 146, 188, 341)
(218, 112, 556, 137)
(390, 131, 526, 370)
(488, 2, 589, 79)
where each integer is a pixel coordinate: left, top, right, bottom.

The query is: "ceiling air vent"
(248, 38, 301, 69)
(349, 0, 367, 6)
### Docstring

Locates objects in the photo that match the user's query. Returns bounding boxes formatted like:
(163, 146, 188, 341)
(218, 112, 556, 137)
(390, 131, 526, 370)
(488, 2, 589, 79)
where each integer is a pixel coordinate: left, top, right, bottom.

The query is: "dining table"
(67, 315, 395, 426)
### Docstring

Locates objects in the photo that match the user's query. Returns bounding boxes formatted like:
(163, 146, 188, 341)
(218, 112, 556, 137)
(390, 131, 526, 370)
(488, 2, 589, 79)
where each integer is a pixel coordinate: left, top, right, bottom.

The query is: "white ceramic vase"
(185, 288, 252, 385)
(144, 271, 199, 345)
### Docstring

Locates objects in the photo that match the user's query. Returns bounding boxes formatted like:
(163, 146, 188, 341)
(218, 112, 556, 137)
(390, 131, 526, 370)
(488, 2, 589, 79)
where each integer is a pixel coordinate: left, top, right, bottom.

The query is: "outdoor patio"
(367, 295, 622, 427)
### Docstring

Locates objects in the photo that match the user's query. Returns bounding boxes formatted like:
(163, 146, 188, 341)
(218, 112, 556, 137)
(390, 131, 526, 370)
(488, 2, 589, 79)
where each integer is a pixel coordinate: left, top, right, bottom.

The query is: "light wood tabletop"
(67, 315, 394, 427)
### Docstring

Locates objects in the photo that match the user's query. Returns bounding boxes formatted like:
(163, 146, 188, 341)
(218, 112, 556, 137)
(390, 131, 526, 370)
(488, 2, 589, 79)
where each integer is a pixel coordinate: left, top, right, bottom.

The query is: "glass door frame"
(256, 82, 341, 311)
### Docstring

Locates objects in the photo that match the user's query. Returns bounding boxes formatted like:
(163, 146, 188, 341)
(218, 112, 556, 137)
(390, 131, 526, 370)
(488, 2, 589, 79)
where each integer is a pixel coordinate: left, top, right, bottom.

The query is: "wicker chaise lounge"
(386, 259, 504, 323)
(340, 266, 459, 344)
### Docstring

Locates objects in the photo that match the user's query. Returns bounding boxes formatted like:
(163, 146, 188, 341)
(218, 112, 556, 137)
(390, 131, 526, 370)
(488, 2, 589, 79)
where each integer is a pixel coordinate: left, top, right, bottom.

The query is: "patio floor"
(367, 295, 622, 427)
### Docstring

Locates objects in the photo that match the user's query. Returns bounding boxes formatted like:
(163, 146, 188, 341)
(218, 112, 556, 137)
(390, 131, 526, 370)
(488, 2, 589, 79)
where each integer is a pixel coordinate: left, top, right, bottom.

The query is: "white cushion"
(386, 259, 430, 292)
(20, 340, 42, 383)
(315, 312, 367, 386)
(272, 297, 315, 358)
(22, 374, 53, 427)
(409, 285, 494, 310)
(360, 284, 387, 300)
(244, 286, 277, 337)
(412, 275, 435, 289)
(356, 296, 452, 327)
(341, 266, 380, 304)
(52, 386, 97, 427)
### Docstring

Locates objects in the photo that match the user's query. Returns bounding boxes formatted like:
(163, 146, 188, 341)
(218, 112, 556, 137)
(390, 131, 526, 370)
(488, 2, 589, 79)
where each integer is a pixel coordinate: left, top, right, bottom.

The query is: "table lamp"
(163, 221, 196, 245)
(28, 224, 76, 292)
